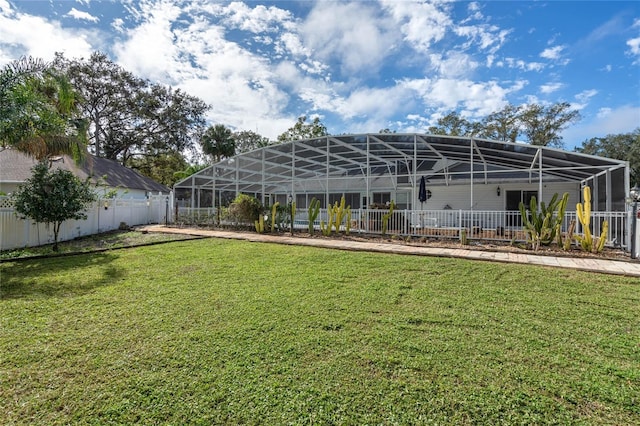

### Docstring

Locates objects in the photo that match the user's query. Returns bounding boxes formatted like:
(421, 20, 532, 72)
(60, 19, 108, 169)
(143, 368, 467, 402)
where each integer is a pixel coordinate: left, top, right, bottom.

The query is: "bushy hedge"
(228, 194, 262, 224)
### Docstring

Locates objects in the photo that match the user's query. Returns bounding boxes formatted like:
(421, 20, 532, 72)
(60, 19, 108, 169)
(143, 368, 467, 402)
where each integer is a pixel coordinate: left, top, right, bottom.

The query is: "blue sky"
(1, 1, 638, 149)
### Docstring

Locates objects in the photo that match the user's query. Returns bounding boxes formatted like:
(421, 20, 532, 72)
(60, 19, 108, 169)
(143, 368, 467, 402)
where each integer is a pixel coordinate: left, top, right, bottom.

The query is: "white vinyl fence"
(0, 194, 173, 251)
(177, 206, 632, 251)
(634, 212, 640, 259)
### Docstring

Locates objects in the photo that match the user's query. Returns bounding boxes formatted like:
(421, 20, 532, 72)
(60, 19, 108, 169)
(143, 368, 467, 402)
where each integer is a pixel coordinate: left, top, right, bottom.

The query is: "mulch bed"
(300, 232, 632, 262)
(175, 224, 633, 262)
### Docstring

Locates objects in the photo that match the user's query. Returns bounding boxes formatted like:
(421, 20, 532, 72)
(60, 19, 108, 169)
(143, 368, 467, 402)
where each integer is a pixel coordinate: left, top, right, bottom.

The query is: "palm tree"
(200, 124, 235, 162)
(0, 56, 87, 161)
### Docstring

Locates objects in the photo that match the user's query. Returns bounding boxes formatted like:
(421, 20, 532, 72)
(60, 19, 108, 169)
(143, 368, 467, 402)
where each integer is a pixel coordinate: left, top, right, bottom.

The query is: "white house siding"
(2, 185, 155, 201)
(2, 181, 164, 200)
(0, 182, 19, 195)
(280, 180, 581, 211)
(411, 182, 581, 211)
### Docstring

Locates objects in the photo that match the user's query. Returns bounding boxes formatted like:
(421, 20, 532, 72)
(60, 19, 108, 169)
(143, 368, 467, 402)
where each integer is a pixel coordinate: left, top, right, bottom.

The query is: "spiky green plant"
(308, 198, 320, 235)
(333, 196, 347, 233)
(381, 201, 396, 235)
(254, 214, 265, 233)
(460, 228, 468, 245)
(556, 219, 576, 251)
(320, 209, 334, 236)
(596, 221, 608, 252)
(270, 202, 280, 232)
(320, 196, 351, 235)
(518, 192, 569, 251)
(575, 186, 608, 253)
(290, 201, 296, 236)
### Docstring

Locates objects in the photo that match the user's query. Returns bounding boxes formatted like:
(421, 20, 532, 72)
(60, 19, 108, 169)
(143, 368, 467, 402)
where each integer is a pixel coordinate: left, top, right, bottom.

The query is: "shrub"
(228, 194, 262, 224)
(12, 161, 96, 251)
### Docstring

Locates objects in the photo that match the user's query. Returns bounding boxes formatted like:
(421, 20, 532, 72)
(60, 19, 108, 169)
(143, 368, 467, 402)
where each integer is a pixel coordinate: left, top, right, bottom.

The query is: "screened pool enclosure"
(174, 134, 632, 249)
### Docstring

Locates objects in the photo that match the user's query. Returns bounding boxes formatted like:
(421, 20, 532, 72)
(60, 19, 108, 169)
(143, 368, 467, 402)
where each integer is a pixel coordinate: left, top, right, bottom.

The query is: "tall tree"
(106, 84, 208, 166)
(54, 52, 209, 165)
(201, 124, 236, 162)
(54, 52, 145, 159)
(232, 130, 272, 154)
(427, 112, 475, 136)
(173, 163, 208, 182)
(519, 102, 580, 148)
(479, 104, 521, 142)
(0, 56, 86, 160)
(576, 128, 640, 186)
(277, 116, 328, 142)
(12, 161, 96, 251)
(128, 152, 189, 187)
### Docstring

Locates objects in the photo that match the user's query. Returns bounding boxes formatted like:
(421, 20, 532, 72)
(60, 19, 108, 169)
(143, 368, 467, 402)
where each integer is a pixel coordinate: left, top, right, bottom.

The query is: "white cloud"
(274, 31, 331, 77)
(575, 89, 598, 104)
(113, 1, 298, 139)
(277, 32, 309, 57)
(0, 6, 94, 64)
(0, 0, 635, 143)
(596, 107, 612, 119)
(300, 2, 396, 75)
(406, 113, 425, 122)
(0, 0, 11, 15)
(539, 44, 571, 66)
(113, 0, 183, 82)
(381, 0, 452, 51)
(623, 19, 639, 63)
(428, 51, 479, 78)
(454, 24, 511, 53)
(336, 86, 413, 120)
(540, 82, 563, 94)
(563, 105, 640, 148)
(504, 58, 545, 72)
(626, 37, 640, 57)
(581, 15, 626, 46)
(66, 7, 99, 23)
(298, 59, 329, 76)
(540, 45, 564, 60)
(215, 1, 294, 33)
(462, 2, 483, 23)
(401, 77, 525, 118)
(111, 18, 124, 33)
(571, 89, 599, 110)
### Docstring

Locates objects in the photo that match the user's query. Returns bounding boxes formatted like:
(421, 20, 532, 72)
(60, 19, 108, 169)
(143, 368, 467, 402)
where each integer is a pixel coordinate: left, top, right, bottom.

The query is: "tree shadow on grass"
(0, 252, 124, 300)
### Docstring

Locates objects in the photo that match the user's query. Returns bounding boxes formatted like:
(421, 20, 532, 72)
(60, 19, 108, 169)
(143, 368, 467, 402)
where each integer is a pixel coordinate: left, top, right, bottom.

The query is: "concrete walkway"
(139, 225, 640, 278)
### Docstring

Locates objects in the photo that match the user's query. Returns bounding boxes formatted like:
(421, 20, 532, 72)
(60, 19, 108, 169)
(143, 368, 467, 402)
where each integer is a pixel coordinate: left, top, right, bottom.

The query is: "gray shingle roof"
(0, 149, 169, 193)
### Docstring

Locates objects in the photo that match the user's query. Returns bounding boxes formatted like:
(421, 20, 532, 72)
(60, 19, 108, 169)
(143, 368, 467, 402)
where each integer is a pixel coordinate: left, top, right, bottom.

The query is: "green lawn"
(1, 239, 638, 425)
(0, 230, 198, 260)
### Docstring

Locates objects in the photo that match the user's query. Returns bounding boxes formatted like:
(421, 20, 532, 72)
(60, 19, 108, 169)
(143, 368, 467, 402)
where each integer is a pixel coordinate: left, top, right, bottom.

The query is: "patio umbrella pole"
(418, 176, 427, 229)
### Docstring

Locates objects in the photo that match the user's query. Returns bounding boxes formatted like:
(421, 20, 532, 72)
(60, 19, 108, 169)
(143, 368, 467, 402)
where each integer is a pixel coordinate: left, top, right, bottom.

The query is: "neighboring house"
(0, 149, 169, 198)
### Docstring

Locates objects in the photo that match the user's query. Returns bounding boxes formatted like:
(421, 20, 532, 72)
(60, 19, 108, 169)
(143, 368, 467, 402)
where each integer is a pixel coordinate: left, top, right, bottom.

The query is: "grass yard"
(0, 230, 199, 260)
(1, 239, 638, 425)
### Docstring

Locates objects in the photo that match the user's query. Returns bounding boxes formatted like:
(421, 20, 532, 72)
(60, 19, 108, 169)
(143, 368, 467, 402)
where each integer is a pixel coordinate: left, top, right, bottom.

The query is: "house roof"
(0, 149, 169, 193)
